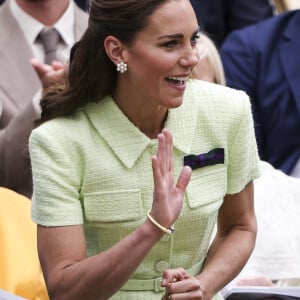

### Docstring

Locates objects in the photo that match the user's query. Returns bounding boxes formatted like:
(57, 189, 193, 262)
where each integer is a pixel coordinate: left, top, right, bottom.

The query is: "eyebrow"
(158, 27, 200, 40)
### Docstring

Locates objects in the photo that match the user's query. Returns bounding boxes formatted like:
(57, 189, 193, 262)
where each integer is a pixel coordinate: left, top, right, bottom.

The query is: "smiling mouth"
(165, 76, 189, 85)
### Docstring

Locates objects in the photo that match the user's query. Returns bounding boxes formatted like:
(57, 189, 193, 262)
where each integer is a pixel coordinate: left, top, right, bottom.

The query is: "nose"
(179, 45, 199, 69)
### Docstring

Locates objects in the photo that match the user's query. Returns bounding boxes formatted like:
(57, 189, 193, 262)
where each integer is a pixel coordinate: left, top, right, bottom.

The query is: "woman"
(29, 0, 260, 299)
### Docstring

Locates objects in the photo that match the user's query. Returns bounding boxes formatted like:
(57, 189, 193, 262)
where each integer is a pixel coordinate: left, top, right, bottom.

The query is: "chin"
(167, 97, 184, 108)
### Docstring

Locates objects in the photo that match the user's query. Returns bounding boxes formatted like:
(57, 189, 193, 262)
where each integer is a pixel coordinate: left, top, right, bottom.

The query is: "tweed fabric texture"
(29, 80, 260, 299)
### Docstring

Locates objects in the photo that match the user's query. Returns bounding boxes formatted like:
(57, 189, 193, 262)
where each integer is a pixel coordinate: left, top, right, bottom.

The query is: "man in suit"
(190, 0, 274, 48)
(0, 0, 88, 198)
(221, 10, 300, 177)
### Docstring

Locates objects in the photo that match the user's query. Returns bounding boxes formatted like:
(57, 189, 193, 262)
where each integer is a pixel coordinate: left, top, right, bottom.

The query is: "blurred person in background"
(0, 0, 87, 198)
(221, 9, 300, 177)
(189, 0, 275, 48)
(0, 187, 49, 299)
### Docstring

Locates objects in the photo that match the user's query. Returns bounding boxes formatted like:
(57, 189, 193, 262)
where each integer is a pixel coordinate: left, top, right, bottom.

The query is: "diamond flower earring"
(116, 61, 127, 73)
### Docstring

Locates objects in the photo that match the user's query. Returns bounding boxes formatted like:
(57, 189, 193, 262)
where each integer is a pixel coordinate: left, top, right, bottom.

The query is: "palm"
(151, 129, 191, 228)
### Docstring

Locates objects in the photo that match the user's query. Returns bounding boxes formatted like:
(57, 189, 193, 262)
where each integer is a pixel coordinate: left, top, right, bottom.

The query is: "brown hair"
(40, 0, 167, 122)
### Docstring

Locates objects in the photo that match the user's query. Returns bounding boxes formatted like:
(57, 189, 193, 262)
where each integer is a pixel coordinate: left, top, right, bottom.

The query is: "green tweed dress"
(29, 80, 260, 299)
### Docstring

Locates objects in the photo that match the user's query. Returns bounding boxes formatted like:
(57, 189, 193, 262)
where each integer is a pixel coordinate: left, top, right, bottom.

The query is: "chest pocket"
(186, 165, 227, 209)
(83, 189, 143, 223)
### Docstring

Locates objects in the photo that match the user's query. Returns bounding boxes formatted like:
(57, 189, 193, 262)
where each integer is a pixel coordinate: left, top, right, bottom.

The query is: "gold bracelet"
(147, 211, 175, 235)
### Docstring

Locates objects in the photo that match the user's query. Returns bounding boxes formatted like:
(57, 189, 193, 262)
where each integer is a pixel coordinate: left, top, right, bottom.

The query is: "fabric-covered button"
(155, 260, 169, 273)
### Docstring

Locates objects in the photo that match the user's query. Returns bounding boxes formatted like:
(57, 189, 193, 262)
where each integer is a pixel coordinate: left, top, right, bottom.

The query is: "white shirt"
(10, 0, 75, 64)
(238, 161, 300, 282)
(221, 161, 300, 297)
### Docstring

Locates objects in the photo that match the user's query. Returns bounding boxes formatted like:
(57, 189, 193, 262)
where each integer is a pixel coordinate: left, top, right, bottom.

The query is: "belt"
(121, 259, 204, 292)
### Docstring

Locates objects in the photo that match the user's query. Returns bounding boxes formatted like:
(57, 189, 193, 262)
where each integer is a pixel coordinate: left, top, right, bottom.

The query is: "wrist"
(196, 274, 216, 300)
(141, 218, 165, 240)
(147, 211, 175, 235)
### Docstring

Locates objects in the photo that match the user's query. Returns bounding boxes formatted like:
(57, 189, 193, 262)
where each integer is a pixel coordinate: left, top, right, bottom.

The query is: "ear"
(104, 35, 127, 65)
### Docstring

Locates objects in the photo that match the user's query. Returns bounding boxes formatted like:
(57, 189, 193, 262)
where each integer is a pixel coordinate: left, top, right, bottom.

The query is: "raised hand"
(30, 58, 67, 91)
(150, 128, 192, 229)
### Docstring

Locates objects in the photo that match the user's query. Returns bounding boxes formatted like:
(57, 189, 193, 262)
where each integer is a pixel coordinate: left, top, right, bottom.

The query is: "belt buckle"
(154, 277, 164, 292)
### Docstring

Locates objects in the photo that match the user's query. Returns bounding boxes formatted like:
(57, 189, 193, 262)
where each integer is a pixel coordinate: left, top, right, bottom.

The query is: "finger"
(166, 276, 201, 294)
(31, 58, 52, 79)
(151, 155, 163, 194)
(167, 290, 202, 300)
(45, 69, 65, 81)
(162, 128, 173, 173)
(176, 166, 192, 192)
(157, 133, 167, 175)
(51, 60, 65, 70)
(161, 268, 189, 286)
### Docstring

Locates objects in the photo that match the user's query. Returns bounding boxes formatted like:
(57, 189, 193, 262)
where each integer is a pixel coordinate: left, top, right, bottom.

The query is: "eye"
(191, 33, 200, 45)
(162, 39, 178, 49)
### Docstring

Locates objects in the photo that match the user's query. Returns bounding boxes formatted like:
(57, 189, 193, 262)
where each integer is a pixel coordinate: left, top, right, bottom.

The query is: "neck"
(119, 101, 168, 139)
(136, 109, 168, 139)
(114, 86, 168, 139)
(16, 0, 70, 26)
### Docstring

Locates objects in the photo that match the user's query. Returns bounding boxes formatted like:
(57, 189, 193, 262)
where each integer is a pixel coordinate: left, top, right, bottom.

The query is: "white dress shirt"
(237, 161, 300, 283)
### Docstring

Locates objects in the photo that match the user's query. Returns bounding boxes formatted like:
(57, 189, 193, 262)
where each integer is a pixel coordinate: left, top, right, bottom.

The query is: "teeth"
(167, 76, 189, 81)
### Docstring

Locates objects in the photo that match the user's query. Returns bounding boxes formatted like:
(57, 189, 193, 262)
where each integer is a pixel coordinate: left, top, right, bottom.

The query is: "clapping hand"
(31, 58, 67, 91)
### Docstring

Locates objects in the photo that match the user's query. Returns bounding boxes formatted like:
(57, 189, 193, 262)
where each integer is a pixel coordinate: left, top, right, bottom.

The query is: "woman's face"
(123, 0, 200, 109)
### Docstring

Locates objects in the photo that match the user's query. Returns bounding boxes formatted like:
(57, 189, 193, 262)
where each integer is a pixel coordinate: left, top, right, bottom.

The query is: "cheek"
(131, 50, 175, 79)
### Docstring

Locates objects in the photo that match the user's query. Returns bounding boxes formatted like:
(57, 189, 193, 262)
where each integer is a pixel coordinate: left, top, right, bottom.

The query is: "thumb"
(51, 60, 66, 71)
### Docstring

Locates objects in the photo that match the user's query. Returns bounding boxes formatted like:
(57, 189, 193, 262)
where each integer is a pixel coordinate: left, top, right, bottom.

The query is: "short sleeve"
(29, 124, 83, 226)
(227, 94, 260, 194)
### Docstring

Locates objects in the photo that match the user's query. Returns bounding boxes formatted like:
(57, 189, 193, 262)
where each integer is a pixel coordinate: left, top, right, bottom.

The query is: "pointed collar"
(9, 0, 75, 46)
(10, 0, 44, 46)
(84, 82, 198, 169)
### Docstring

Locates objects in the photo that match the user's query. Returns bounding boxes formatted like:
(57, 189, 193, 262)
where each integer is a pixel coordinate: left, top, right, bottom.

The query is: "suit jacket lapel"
(0, 0, 40, 115)
(279, 12, 300, 112)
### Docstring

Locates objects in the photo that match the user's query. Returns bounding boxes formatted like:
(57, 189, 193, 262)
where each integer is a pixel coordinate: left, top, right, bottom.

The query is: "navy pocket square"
(184, 148, 224, 170)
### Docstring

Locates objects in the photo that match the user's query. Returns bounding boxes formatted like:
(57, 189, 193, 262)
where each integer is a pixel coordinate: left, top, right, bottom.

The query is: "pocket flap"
(83, 189, 142, 222)
(186, 166, 227, 208)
